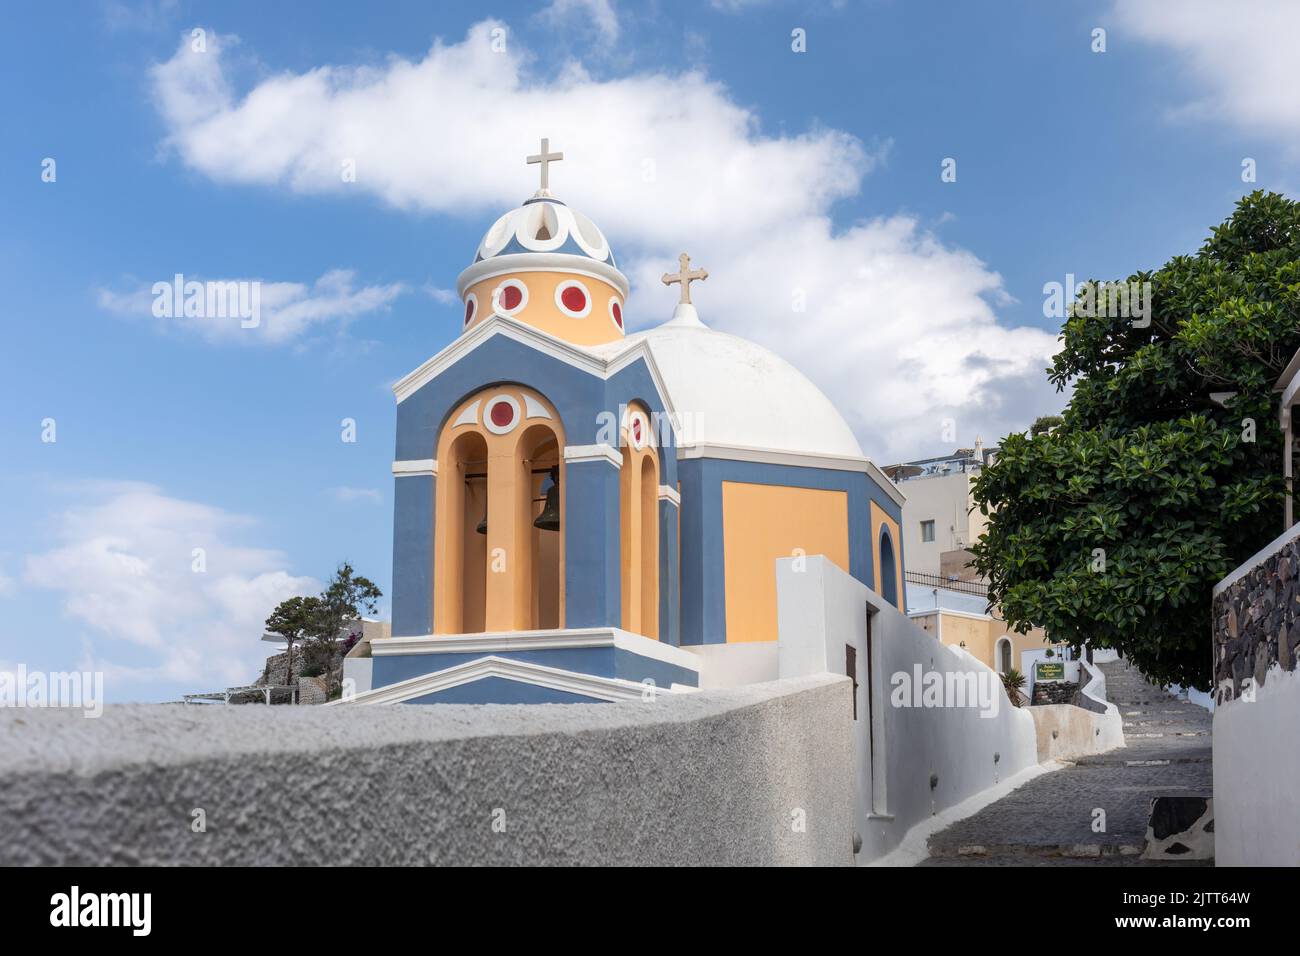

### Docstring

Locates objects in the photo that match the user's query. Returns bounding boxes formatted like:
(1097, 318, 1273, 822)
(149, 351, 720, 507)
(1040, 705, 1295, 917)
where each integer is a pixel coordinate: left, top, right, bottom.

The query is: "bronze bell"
(533, 466, 561, 531)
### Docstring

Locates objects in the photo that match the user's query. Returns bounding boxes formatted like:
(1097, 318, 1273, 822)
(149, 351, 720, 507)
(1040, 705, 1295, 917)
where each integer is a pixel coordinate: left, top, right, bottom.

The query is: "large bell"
(533, 467, 561, 531)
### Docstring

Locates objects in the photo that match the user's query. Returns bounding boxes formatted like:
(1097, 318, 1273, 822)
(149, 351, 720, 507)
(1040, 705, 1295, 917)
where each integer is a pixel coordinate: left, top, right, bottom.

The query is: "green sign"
(1035, 661, 1065, 681)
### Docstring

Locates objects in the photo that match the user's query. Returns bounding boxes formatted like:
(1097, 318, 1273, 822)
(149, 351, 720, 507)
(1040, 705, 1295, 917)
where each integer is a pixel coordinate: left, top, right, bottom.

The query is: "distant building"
(884, 440, 995, 577)
(886, 441, 1061, 681)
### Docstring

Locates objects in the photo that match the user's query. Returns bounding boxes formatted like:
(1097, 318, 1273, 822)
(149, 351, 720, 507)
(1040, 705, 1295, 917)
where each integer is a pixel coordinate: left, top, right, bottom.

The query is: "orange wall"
(464, 270, 624, 346)
(721, 482, 849, 643)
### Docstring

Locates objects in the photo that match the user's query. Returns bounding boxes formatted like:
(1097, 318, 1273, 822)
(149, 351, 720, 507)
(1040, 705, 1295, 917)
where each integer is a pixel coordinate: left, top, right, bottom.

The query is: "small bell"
(533, 466, 561, 531)
(475, 505, 488, 535)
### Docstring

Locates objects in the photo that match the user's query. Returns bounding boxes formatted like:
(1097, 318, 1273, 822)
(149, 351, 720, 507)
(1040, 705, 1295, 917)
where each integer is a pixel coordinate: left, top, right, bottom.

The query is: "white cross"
(662, 252, 708, 305)
(526, 137, 564, 192)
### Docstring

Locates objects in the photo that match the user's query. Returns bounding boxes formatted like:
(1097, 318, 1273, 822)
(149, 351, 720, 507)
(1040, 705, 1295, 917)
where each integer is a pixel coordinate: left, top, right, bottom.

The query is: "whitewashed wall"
(776, 556, 1040, 864)
(1213, 664, 1300, 865)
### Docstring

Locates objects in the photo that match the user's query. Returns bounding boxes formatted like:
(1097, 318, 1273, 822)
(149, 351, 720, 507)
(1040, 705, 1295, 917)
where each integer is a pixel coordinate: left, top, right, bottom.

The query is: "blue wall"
(405, 676, 605, 705)
(391, 473, 435, 637)
(389, 330, 679, 636)
(372, 644, 699, 691)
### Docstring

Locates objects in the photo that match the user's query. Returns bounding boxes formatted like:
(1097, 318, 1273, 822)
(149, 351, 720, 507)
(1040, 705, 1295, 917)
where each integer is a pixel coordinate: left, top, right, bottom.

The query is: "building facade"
(343, 145, 906, 704)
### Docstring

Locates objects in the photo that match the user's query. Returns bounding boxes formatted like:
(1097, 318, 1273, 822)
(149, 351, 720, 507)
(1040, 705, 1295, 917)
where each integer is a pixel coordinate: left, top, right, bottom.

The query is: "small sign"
(1035, 661, 1065, 681)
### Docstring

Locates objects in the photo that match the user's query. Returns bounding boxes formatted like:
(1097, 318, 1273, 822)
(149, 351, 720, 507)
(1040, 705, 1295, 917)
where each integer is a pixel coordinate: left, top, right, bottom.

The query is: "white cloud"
(0, 569, 14, 598)
(1113, 0, 1300, 148)
(97, 269, 405, 345)
(148, 21, 1062, 460)
(539, 0, 620, 42)
(23, 481, 319, 690)
(329, 486, 383, 504)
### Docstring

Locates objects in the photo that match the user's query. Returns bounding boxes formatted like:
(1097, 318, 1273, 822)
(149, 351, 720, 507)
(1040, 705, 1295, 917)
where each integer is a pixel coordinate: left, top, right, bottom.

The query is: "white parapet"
(775, 555, 1040, 865)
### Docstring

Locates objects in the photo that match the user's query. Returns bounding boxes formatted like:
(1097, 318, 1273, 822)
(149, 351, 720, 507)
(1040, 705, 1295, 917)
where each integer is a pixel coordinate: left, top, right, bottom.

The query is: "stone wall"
(1211, 531, 1300, 704)
(1212, 525, 1300, 865)
(0, 675, 855, 866)
(1031, 680, 1078, 706)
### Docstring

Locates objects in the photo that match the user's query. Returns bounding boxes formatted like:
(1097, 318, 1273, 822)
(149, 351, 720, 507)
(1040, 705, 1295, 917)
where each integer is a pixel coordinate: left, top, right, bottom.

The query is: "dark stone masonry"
(1031, 680, 1079, 706)
(1212, 533, 1300, 704)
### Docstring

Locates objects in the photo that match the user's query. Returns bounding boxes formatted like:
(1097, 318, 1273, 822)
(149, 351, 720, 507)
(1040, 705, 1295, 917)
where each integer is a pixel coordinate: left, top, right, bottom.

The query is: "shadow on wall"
(776, 555, 1041, 864)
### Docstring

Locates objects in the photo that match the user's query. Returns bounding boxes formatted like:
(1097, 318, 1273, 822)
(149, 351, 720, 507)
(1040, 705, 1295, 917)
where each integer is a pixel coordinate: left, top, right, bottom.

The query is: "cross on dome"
(662, 252, 708, 305)
(526, 137, 564, 194)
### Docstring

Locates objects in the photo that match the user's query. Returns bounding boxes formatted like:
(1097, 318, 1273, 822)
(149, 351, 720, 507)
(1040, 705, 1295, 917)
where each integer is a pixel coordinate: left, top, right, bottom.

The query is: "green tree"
(1030, 415, 1062, 436)
(302, 562, 383, 696)
(264, 595, 324, 687)
(972, 191, 1300, 689)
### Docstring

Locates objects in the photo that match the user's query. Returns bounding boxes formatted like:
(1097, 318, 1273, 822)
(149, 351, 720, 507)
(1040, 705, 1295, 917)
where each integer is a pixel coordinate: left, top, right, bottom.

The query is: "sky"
(2, 0, 1298, 702)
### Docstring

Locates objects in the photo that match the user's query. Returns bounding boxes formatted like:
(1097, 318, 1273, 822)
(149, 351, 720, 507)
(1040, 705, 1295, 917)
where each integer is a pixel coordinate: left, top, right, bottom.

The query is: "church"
(344, 141, 906, 704)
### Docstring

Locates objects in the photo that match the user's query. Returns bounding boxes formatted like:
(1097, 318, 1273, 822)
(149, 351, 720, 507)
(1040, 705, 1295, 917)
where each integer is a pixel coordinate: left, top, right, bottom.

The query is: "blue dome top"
(472, 196, 618, 269)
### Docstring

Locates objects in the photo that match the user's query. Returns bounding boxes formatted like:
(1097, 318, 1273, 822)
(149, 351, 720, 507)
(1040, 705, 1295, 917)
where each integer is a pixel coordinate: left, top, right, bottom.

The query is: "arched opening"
(619, 403, 660, 639)
(444, 430, 488, 634)
(879, 529, 898, 608)
(998, 638, 1012, 674)
(434, 386, 565, 634)
(519, 423, 563, 630)
(639, 452, 659, 639)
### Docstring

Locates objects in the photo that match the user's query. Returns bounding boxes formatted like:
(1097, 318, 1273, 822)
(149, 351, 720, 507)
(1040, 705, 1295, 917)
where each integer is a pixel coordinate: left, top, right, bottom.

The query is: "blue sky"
(3, 0, 1297, 701)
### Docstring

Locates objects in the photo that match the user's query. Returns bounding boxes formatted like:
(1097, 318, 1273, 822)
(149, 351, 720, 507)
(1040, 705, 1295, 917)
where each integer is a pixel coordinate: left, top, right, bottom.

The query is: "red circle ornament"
(561, 285, 587, 313)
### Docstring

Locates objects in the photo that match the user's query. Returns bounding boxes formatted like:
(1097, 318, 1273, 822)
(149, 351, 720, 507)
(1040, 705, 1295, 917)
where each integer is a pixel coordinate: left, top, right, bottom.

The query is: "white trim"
(370, 626, 703, 673)
(522, 393, 552, 421)
(1213, 518, 1300, 596)
(608, 295, 625, 333)
(457, 253, 629, 298)
(332, 655, 666, 706)
(658, 485, 681, 506)
(392, 459, 437, 478)
(564, 443, 622, 468)
(451, 401, 480, 429)
(1282, 367, 1300, 415)
(676, 442, 906, 507)
(392, 316, 676, 423)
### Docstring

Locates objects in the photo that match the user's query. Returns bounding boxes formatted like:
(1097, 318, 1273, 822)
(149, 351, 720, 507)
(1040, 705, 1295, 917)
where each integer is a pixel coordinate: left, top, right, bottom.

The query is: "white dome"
(619, 306, 865, 459)
(471, 197, 616, 267)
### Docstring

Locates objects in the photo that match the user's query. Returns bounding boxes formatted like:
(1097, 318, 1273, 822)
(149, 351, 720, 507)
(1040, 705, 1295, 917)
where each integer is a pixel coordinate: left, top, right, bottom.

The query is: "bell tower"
(456, 139, 630, 347)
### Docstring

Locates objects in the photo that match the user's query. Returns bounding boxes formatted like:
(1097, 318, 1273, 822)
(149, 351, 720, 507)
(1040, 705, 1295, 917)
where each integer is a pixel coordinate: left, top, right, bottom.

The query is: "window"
(920, 519, 935, 543)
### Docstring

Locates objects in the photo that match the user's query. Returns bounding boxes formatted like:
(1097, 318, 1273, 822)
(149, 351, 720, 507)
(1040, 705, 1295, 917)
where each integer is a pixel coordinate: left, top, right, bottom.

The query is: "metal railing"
(905, 570, 989, 598)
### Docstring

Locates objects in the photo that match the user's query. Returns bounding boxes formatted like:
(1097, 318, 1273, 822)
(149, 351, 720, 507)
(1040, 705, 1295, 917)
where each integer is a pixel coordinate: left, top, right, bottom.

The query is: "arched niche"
(433, 386, 565, 634)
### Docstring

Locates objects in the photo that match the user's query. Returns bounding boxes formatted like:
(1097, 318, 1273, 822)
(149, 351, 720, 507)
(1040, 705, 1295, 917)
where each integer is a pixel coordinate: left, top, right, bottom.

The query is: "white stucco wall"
(1212, 664, 1300, 866)
(775, 556, 1040, 864)
(0, 676, 856, 866)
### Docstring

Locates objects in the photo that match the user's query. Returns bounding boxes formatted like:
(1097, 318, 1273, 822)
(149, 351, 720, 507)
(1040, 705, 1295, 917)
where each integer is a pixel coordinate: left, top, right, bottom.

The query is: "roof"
(608, 304, 866, 460)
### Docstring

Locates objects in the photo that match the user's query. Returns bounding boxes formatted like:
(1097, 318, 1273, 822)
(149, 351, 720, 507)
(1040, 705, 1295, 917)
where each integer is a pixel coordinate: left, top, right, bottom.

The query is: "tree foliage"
(264, 562, 383, 695)
(972, 191, 1300, 689)
(263, 595, 324, 685)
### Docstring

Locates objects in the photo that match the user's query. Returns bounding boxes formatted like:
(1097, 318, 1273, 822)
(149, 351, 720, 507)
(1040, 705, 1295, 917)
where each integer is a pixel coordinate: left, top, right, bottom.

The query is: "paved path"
(919, 659, 1213, 866)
